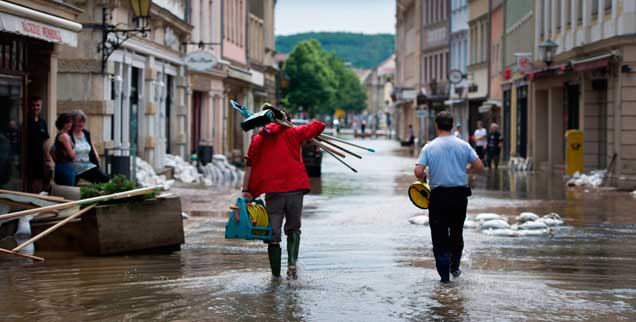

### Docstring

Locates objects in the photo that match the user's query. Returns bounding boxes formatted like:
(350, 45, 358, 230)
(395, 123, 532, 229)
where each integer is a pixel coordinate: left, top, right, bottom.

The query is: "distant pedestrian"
(242, 108, 325, 280)
(52, 113, 76, 186)
(70, 110, 109, 184)
(486, 123, 503, 169)
(453, 123, 462, 139)
(414, 111, 483, 283)
(361, 120, 367, 137)
(473, 120, 486, 160)
(25, 96, 52, 193)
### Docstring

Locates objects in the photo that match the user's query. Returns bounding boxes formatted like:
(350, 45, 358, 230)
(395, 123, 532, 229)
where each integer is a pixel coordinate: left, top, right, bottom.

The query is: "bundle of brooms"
(0, 184, 163, 262)
(231, 100, 375, 173)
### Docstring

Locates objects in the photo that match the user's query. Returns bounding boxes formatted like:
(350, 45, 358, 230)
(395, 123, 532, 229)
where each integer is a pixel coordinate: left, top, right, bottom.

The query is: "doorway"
(503, 88, 511, 160)
(191, 91, 203, 154)
(165, 75, 173, 154)
(564, 83, 580, 130)
(516, 85, 528, 158)
(0, 75, 24, 190)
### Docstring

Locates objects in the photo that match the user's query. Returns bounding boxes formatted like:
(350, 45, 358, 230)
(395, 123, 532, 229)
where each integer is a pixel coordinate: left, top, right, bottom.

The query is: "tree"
(326, 53, 367, 114)
(282, 39, 335, 116)
(283, 40, 368, 117)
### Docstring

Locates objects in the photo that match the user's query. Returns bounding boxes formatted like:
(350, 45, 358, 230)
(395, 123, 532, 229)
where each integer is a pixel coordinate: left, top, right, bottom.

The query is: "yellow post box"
(565, 129, 584, 176)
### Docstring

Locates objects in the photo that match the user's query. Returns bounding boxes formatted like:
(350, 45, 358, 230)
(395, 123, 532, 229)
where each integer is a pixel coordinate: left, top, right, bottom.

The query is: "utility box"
(565, 130, 584, 176)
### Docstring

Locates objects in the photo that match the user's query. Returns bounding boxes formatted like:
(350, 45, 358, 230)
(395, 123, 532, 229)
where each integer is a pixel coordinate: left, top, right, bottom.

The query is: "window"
(592, 0, 599, 16)
(556, 0, 561, 31)
(605, 0, 612, 12)
(539, 0, 545, 36)
(578, 0, 583, 24)
(199, 0, 205, 41)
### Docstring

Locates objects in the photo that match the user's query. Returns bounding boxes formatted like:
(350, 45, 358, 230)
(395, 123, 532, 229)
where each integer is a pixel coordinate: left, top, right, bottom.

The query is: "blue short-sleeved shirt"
(416, 135, 478, 188)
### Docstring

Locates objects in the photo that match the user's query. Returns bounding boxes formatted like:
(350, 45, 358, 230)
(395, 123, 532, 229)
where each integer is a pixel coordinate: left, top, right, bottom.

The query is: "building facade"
(364, 54, 395, 131)
(58, 0, 191, 172)
(501, 0, 534, 159)
(420, 0, 450, 142)
(448, 0, 471, 139)
(528, 0, 636, 188)
(467, 0, 490, 136)
(0, 0, 82, 191)
(394, 0, 421, 145)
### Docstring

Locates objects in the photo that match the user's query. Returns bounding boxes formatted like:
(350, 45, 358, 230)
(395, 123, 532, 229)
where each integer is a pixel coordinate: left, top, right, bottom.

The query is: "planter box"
(80, 196, 184, 255)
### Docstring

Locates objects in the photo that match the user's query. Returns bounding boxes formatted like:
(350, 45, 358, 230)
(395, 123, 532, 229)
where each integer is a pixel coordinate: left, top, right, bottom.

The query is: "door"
(565, 84, 580, 130)
(165, 75, 173, 154)
(516, 85, 528, 158)
(503, 89, 511, 160)
(191, 91, 203, 154)
(130, 67, 140, 157)
(0, 75, 24, 190)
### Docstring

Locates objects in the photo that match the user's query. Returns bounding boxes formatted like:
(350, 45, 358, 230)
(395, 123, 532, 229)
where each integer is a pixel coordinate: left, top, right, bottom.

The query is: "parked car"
(291, 119, 322, 177)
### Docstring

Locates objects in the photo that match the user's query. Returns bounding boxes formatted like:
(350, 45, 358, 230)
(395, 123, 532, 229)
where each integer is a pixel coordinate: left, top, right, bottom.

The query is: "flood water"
(1, 139, 636, 321)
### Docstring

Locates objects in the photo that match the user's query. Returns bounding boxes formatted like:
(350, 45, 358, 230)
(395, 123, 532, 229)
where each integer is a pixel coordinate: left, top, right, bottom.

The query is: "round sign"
(185, 50, 218, 71)
(448, 69, 464, 84)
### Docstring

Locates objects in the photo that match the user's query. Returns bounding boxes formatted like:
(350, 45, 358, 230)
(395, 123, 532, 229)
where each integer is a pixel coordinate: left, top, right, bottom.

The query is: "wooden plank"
(0, 189, 68, 203)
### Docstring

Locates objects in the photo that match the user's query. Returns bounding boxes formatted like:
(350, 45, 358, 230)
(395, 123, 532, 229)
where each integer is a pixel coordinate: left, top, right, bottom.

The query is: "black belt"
(431, 186, 472, 197)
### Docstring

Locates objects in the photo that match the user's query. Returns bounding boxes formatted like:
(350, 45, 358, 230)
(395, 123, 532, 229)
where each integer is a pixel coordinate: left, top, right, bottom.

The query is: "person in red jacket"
(242, 112, 325, 280)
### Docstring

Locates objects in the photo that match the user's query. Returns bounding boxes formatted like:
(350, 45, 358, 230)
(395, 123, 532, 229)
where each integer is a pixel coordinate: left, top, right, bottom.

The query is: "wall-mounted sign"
(185, 50, 218, 71)
(515, 53, 533, 74)
(448, 69, 464, 84)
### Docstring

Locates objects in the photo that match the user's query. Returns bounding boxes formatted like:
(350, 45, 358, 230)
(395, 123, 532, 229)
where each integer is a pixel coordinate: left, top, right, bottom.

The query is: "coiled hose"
(247, 203, 269, 235)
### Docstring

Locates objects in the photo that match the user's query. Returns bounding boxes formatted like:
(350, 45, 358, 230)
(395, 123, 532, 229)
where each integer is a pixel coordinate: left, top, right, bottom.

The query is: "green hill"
(276, 32, 394, 69)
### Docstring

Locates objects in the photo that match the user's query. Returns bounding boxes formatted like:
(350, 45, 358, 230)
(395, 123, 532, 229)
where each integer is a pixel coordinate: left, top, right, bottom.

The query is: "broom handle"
(313, 139, 346, 159)
(322, 147, 358, 173)
(317, 134, 376, 152)
(0, 186, 161, 222)
(12, 204, 97, 252)
(317, 137, 362, 159)
(0, 247, 44, 261)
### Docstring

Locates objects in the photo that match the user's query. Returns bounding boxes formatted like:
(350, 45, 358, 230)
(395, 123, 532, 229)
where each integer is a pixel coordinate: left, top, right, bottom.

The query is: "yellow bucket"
(408, 181, 431, 209)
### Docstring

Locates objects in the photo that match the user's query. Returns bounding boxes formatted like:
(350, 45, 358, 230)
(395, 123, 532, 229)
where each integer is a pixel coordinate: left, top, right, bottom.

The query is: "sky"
(275, 0, 395, 36)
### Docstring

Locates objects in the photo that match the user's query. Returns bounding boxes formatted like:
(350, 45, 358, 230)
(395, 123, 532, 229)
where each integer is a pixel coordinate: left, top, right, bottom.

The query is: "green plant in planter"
(80, 175, 158, 203)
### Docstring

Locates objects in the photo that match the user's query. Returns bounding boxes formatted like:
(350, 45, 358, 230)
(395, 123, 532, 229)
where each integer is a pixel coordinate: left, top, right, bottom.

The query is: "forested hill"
(276, 32, 394, 69)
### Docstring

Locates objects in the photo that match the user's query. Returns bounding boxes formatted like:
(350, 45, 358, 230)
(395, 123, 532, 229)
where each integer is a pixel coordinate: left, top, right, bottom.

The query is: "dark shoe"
(268, 244, 281, 278)
(286, 232, 301, 280)
(440, 278, 450, 284)
(451, 269, 462, 278)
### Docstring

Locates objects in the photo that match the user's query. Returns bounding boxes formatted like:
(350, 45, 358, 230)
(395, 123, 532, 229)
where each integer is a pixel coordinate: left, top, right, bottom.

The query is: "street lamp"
(539, 39, 558, 67)
(99, 0, 152, 73)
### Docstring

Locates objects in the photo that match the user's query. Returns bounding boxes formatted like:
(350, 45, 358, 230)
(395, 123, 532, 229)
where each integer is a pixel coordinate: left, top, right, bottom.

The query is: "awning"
(478, 100, 502, 113)
(0, 1, 82, 47)
(571, 51, 617, 72)
(444, 99, 464, 106)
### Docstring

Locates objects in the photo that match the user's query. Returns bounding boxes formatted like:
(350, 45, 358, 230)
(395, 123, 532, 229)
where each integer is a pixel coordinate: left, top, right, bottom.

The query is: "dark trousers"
(76, 167, 109, 184)
(475, 146, 485, 160)
(428, 187, 469, 281)
(486, 148, 500, 169)
(265, 190, 304, 243)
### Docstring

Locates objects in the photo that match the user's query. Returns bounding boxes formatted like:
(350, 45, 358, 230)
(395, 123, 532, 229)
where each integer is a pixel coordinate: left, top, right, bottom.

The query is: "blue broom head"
(241, 110, 274, 131)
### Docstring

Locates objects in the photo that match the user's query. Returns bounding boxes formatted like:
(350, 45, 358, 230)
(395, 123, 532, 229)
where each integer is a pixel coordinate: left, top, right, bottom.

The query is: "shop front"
(0, 0, 81, 191)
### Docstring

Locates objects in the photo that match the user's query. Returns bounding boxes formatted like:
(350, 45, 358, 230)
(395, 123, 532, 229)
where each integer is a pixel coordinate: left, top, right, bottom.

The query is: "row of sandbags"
(408, 211, 565, 237)
(136, 155, 243, 189)
(566, 170, 607, 188)
(508, 157, 533, 171)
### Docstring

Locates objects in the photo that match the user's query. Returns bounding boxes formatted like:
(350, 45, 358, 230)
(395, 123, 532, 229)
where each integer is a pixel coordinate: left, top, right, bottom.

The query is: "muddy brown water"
(1, 139, 635, 321)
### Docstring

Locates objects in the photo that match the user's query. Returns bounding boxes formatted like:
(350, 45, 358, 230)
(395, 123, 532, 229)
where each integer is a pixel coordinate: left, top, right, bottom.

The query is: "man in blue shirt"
(415, 111, 483, 283)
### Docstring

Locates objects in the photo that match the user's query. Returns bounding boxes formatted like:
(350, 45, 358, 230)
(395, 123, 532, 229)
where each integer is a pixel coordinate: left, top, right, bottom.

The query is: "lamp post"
(99, 0, 152, 73)
(539, 39, 558, 67)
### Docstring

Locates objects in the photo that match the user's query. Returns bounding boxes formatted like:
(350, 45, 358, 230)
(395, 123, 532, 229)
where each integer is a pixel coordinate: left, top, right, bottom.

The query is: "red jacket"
(245, 121, 326, 196)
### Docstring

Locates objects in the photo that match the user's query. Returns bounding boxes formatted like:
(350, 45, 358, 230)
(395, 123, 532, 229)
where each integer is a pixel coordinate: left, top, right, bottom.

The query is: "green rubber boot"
(287, 232, 301, 280)
(268, 244, 281, 278)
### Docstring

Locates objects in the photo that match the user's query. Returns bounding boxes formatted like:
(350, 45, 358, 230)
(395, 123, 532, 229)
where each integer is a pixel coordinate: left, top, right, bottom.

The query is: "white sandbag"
(409, 215, 429, 225)
(15, 214, 34, 237)
(518, 220, 549, 230)
(476, 213, 503, 222)
(480, 219, 510, 230)
(566, 170, 606, 187)
(516, 229, 551, 236)
(516, 212, 539, 223)
(463, 220, 479, 229)
(539, 213, 565, 226)
(482, 228, 518, 237)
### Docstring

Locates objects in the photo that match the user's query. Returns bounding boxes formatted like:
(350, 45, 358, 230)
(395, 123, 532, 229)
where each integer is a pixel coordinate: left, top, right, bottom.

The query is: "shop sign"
(0, 12, 78, 46)
(185, 50, 218, 71)
(515, 53, 533, 75)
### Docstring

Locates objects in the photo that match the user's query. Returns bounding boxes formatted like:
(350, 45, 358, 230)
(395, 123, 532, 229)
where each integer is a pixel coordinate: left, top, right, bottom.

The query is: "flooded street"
(2, 139, 636, 321)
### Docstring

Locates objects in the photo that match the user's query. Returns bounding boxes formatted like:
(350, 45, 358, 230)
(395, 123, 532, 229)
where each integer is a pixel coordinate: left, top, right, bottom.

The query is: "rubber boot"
(268, 244, 281, 278)
(450, 252, 462, 278)
(286, 232, 301, 280)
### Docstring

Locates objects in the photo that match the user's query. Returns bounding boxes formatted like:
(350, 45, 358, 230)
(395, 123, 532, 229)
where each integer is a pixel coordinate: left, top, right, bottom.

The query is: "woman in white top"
(70, 110, 109, 184)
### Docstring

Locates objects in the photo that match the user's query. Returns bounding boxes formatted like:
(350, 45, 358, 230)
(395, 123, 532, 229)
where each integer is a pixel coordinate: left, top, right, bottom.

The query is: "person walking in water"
(486, 123, 503, 169)
(414, 111, 483, 283)
(242, 106, 325, 280)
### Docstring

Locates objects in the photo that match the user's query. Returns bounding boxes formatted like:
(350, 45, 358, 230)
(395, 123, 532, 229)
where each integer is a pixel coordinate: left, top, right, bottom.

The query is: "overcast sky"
(275, 0, 395, 36)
